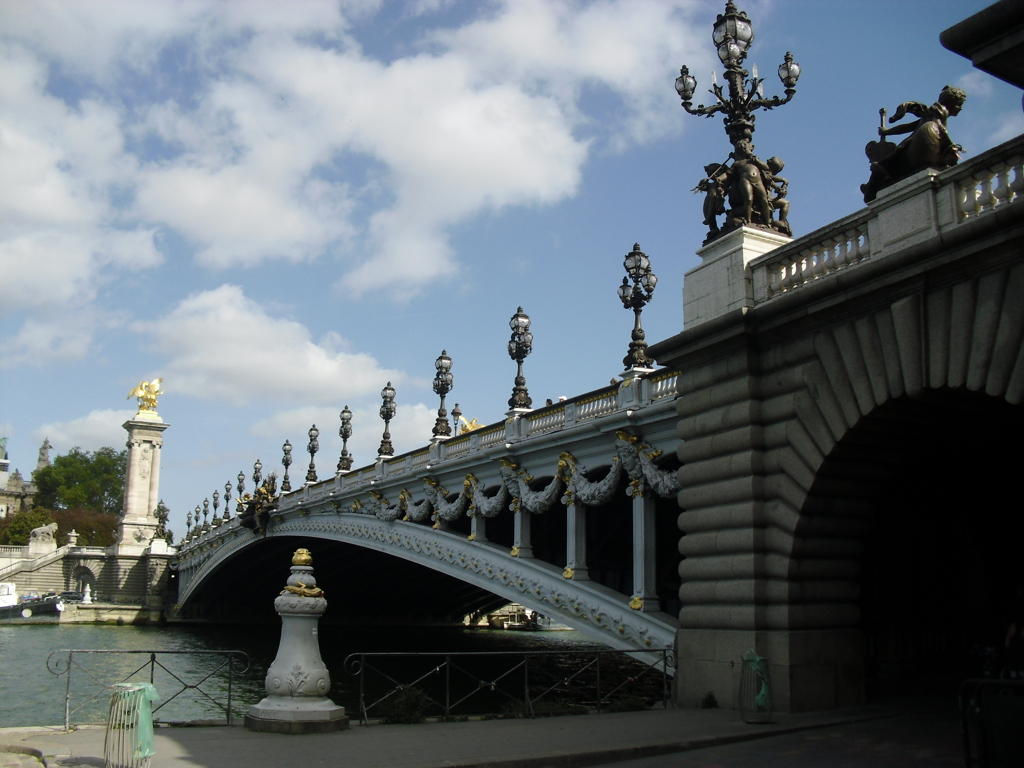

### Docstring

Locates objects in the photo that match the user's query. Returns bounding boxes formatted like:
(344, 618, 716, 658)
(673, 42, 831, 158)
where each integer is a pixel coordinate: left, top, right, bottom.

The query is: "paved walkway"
(0, 702, 948, 768)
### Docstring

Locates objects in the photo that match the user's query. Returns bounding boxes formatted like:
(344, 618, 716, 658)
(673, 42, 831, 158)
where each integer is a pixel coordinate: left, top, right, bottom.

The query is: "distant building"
(0, 438, 48, 518)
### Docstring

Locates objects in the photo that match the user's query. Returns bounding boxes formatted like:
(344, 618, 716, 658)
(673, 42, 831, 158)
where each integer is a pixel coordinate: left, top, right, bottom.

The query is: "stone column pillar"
(630, 494, 658, 611)
(117, 413, 169, 556)
(246, 549, 348, 733)
(470, 514, 488, 542)
(564, 502, 588, 580)
(513, 509, 533, 558)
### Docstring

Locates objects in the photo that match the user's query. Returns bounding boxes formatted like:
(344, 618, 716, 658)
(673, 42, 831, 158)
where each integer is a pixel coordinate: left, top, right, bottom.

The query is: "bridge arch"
(177, 516, 679, 656)
(667, 253, 1024, 712)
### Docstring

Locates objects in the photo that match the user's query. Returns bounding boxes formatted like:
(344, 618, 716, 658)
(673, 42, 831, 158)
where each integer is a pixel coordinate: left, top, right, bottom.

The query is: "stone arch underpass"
(649, 161, 1024, 712)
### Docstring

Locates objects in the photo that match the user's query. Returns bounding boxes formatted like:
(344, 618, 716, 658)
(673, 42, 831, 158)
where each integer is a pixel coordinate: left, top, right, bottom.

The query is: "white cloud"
(250, 402, 437, 470)
(135, 284, 405, 406)
(990, 110, 1024, 146)
(35, 409, 136, 453)
(1, 0, 706, 362)
(956, 70, 994, 100)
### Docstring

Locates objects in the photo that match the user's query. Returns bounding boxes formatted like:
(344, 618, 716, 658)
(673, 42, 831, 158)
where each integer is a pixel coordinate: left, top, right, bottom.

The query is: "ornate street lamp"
(253, 458, 263, 489)
(507, 307, 533, 410)
(237, 471, 245, 501)
(226, 480, 234, 517)
(337, 406, 353, 473)
(199, 503, 207, 532)
(378, 383, 396, 458)
(451, 403, 462, 436)
(281, 440, 293, 493)
(618, 243, 658, 370)
(186, 509, 193, 540)
(675, 0, 800, 242)
(306, 424, 319, 484)
(432, 350, 454, 438)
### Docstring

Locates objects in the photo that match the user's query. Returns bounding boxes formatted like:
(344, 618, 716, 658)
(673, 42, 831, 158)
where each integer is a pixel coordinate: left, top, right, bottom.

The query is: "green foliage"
(0, 507, 118, 547)
(0, 508, 54, 545)
(52, 508, 119, 547)
(376, 686, 432, 724)
(34, 447, 126, 515)
(701, 691, 719, 709)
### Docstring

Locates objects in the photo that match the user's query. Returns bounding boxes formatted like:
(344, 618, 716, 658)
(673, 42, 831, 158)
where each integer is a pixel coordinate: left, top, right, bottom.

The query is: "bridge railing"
(285, 370, 678, 497)
(751, 133, 1024, 305)
(343, 647, 674, 725)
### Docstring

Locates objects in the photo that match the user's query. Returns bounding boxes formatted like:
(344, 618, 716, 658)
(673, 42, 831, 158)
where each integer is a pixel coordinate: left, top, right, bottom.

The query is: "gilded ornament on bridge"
(280, 582, 324, 598)
(562, 567, 574, 580)
(292, 548, 313, 566)
(629, 596, 643, 610)
(127, 378, 164, 413)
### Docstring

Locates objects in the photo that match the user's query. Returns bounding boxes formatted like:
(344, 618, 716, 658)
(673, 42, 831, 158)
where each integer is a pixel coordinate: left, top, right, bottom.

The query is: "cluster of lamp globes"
(674, 0, 801, 108)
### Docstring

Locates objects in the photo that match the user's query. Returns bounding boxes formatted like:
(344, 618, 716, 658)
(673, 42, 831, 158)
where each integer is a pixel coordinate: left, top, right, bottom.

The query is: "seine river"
(0, 623, 597, 728)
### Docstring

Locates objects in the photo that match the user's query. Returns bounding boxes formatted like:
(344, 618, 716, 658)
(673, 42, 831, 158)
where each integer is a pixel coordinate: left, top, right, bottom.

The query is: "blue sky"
(2, 0, 1020, 538)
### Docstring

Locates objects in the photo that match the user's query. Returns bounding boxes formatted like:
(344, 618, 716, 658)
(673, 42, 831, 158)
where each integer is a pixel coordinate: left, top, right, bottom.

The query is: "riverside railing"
(343, 647, 674, 725)
(46, 649, 250, 731)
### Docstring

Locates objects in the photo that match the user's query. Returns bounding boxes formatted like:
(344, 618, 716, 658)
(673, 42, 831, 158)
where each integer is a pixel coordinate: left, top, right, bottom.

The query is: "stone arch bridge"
(177, 135, 1024, 712)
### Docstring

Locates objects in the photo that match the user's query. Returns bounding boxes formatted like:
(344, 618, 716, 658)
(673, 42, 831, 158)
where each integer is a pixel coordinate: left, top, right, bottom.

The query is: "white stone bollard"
(82, 584, 93, 604)
(245, 548, 348, 733)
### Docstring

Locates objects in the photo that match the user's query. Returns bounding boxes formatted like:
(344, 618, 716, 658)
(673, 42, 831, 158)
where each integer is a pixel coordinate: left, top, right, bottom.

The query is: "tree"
(0, 508, 54, 545)
(33, 447, 126, 515)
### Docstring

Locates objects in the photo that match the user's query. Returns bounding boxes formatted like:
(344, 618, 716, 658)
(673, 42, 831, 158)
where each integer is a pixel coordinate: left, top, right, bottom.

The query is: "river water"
(0, 623, 602, 728)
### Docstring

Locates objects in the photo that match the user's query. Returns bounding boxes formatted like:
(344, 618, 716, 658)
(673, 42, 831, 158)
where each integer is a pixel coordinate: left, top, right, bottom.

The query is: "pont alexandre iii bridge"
(175, 130, 1024, 713)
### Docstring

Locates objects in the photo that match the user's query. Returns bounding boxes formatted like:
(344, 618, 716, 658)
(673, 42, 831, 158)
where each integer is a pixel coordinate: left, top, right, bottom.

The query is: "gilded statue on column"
(127, 379, 165, 413)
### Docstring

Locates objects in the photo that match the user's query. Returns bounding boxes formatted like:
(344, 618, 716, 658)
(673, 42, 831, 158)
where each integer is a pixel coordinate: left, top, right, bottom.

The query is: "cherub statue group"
(695, 139, 791, 244)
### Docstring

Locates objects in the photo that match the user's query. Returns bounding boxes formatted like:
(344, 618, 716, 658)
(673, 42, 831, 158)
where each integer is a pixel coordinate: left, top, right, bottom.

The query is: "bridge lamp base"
(245, 697, 349, 734)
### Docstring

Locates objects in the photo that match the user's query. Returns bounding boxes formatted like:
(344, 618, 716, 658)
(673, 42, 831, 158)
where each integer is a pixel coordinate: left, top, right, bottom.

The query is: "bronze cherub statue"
(861, 85, 966, 203)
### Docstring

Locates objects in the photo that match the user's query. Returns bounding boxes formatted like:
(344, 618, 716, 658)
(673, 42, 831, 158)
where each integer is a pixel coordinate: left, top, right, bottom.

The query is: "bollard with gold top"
(245, 549, 349, 733)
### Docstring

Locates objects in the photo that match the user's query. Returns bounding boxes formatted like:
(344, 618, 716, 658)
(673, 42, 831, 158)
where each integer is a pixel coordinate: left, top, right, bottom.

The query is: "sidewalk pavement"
(0, 703, 931, 768)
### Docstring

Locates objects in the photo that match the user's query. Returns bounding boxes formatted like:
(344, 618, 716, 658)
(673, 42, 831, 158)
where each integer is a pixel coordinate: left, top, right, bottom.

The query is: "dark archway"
(180, 535, 508, 625)
(802, 390, 1024, 700)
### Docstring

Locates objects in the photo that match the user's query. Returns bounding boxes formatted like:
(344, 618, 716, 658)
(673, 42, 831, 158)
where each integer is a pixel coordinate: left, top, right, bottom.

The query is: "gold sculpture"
(458, 415, 484, 433)
(127, 379, 164, 413)
(292, 548, 313, 566)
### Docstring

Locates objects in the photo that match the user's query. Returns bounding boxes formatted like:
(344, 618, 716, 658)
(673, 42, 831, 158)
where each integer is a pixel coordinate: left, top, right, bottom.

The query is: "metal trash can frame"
(104, 683, 158, 768)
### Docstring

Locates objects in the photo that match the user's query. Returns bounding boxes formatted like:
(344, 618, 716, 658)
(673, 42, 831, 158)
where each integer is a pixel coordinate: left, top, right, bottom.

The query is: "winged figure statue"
(128, 379, 165, 412)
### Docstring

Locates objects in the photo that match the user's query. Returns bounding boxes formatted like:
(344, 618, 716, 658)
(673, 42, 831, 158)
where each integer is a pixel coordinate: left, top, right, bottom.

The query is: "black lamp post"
(226, 480, 235, 517)
(378, 383, 396, 458)
(432, 350, 454, 438)
(618, 243, 658, 369)
(337, 406, 353, 472)
(281, 440, 292, 492)
(451, 403, 462, 436)
(675, 0, 800, 242)
(186, 509, 193, 540)
(199, 503, 208, 532)
(507, 307, 533, 410)
(236, 471, 245, 500)
(306, 424, 319, 483)
(253, 458, 262, 489)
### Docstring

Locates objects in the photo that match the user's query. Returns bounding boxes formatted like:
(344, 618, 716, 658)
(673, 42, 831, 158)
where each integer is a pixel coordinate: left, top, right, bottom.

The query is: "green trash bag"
(134, 682, 160, 759)
(742, 650, 770, 708)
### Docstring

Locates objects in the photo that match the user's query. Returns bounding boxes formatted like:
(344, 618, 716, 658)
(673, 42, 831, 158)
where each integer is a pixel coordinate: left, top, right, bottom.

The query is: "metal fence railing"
(46, 649, 250, 731)
(344, 647, 674, 725)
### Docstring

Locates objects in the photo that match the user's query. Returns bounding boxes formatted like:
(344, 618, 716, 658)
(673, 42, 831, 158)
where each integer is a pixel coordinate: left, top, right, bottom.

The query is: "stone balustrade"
(748, 133, 1024, 307)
